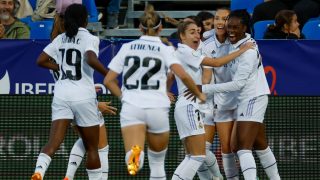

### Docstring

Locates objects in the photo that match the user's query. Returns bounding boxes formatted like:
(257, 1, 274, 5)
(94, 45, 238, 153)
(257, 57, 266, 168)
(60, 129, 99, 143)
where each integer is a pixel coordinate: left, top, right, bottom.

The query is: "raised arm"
(202, 42, 254, 67)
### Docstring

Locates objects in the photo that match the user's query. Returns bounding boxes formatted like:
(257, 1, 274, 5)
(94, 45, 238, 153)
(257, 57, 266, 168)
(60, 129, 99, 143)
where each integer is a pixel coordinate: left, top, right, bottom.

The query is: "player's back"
(108, 35, 179, 108)
(44, 28, 99, 101)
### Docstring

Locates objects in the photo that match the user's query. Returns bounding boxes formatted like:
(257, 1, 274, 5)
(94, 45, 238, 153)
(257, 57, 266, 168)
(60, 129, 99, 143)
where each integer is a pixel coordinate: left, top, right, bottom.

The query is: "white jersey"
(108, 35, 180, 108)
(202, 30, 237, 110)
(174, 43, 205, 108)
(202, 34, 270, 102)
(44, 28, 99, 101)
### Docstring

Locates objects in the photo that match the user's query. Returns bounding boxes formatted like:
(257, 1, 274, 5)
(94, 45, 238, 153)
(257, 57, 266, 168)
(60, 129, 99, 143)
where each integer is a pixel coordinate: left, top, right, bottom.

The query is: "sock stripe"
(173, 173, 185, 180)
(263, 162, 277, 170)
(197, 168, 209, 172)
(242, 167, 256, 173)
(150, 175, 166, 178)
(70, 153, 83, 158)
(226, 174, 239, 178)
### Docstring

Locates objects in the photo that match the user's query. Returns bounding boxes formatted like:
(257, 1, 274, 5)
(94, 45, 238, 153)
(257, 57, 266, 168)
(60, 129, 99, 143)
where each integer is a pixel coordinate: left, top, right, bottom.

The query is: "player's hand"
(197, 93, 207, 104)
(183, 85, 202, 103)
(167, 91, 176, 103)
(240, 41, 255, 50)
(98, 101, 117, 115)
(0, 24, 5, 39)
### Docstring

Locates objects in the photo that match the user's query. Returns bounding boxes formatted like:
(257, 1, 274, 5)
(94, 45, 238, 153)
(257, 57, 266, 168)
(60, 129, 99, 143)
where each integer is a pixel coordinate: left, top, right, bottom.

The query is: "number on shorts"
(124, 56, 161, 90)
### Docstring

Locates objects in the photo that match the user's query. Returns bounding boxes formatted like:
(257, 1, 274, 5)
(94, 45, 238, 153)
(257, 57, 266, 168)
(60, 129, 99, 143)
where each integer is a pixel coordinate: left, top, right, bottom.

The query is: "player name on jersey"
(61, 37, 81, 44)
(130, 44, 160, 52)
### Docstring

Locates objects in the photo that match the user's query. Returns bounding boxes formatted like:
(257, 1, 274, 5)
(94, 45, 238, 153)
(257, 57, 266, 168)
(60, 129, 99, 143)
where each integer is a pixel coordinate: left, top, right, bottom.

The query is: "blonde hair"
(139, 4, 161, 36)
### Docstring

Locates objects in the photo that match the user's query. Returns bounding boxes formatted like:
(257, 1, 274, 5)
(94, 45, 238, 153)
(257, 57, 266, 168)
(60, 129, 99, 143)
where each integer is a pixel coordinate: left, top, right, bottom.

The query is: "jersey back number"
(124, 56, 162, 90)
(59, 48, 82, 81)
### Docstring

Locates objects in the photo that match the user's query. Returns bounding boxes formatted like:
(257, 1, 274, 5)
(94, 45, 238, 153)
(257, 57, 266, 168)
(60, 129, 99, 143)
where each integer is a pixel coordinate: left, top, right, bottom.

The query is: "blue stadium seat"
(82, 0, 98, 22)
(29, 21, 54, 39)
(302, 20, 320, 40)
(253, 20, 275, 39)
(28, 0, 37, 10)
(230, 0, 264, 14)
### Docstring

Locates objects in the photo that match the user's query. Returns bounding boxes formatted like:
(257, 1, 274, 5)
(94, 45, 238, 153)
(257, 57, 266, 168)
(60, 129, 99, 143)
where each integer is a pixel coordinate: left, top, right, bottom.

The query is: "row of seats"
(253, 18, 320, 39)
(21, 0, 99, 39)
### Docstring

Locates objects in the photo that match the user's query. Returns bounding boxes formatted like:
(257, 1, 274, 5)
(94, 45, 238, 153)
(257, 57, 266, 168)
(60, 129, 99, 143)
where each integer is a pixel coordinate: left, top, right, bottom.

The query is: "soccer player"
(104, 6, 206, 179)
(201, 8, 240, 180)
(31, 4, 107, 180)
(172, 21, 253, 180)
(51, 2, 116, 180)
(201, 10, 281, 180)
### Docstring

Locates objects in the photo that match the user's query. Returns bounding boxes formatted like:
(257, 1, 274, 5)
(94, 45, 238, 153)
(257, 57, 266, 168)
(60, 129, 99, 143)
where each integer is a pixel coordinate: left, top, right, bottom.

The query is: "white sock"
(255, 147, 280, 180)
(205, 142, 222, 178)
(99, 145, 109, 180)
(222, 153, 239, 180)
(34, 153, 52, 178)
(172, 155, 205, 180)
(87, 168, 102, 180)
(148, 148, 167, 180)
(173, 155, 189, 177)
(125, 150, 145, 171)
(197, 163, 212, 180)
(65, 138, 85, 179)
(237, 150, 256, 180)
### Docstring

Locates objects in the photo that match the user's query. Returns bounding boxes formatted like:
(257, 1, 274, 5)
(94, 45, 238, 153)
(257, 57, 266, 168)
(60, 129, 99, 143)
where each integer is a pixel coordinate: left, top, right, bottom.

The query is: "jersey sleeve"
(43, 38, 58, 61)
(107, 44, 126, 74)
(163, 46, 181, 68)
(178, 46, 205, 69)
(202, 50, 257, 94)
(85, 36, 100, 57)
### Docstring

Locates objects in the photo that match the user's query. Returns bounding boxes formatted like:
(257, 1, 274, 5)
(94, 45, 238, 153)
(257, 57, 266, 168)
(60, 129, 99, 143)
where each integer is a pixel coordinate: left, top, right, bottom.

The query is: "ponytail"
(63, 4, 88, 38)
(139, 4, 161, 36)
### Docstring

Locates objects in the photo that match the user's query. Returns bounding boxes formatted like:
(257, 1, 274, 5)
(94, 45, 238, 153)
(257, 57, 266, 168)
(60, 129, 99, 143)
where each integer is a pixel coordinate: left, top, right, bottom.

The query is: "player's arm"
(86, 51, 109, 76)
(202, 67, 213, 84)
(170, 64, 206, 102)
(36, 52, 59, 71)
(166, 71, 176, 103)
(104, 70, 122, 98)
(201, 42, 255, 67)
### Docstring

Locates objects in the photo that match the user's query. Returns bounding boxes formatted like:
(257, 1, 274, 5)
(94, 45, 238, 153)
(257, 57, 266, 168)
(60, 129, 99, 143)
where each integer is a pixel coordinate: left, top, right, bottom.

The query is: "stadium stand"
(102, 0, 228, 37)
(230, 0, 263, 14)
(83, 0, 99, 22)
(29, 20, 54, 39)
(302, 19, 320, 40)
(253, 20, 275, 39)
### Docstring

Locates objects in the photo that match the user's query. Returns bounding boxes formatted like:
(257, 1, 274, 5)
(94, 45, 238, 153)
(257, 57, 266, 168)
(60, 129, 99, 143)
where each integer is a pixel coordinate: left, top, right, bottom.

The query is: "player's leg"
(235, 96, 269, 180)
(32, 97, 72, 180)
(72, 98, 104, 180)
(254, 124, 280, 180)
(120, 102, 147, 175)
(172, 105, 206, 180)
(32, 119, 71, 180)
(146, 107, 170, 180)
(77, 125, 101, 180)
(216, 109, 239, 180)
(64, 137, 86, 180)
(98, 123, 109, 180)
(198, 120, 222, 179)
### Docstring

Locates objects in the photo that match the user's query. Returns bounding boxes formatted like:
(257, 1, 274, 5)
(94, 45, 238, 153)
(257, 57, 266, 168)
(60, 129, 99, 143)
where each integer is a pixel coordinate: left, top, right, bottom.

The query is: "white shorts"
(120, 102, 170, 133)
(237, 95, 268, 123)
(199, 100, 215, 126)
(52, 97, 102, 127)
(214, 105, 237, 123)
(174, 104, 205, 140)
